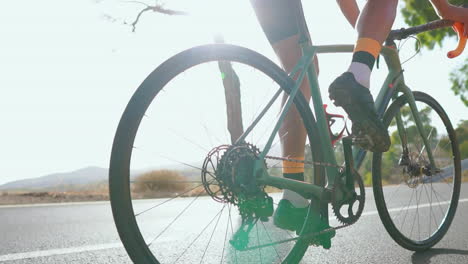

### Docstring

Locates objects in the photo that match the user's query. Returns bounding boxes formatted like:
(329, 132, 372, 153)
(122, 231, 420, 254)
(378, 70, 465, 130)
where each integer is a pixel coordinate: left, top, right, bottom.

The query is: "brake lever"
(447, 22, 467, 58)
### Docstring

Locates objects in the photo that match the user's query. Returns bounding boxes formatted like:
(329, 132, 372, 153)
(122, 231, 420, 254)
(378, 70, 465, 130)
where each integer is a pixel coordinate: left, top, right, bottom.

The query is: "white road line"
(0, 200, 110, 209)
(0, 243, 122, 262)
(361, 197, 468, 217)
(0, 198, 467, 262)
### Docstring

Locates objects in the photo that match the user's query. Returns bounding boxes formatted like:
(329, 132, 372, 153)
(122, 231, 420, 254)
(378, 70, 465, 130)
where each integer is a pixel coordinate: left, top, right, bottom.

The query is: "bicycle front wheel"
(109, 44, 323, 264)
(372, 91, 461, 251)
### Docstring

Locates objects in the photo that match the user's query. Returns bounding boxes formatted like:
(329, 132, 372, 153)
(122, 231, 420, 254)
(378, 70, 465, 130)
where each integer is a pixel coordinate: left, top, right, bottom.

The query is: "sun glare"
(188, 0, 253, 40)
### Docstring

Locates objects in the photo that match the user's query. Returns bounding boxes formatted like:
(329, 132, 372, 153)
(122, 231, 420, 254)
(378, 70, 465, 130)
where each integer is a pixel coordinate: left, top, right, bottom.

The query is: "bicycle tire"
(372, 91, 461, 251)
(109, 44, 324, 264)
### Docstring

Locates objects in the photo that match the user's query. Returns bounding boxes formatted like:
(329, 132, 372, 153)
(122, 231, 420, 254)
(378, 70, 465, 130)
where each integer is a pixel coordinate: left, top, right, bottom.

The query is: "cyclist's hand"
(436, 4, 468, 58)
(461, 21, 468, 38)
(453, 10, 468, 38)
(443, 5, 468, 37)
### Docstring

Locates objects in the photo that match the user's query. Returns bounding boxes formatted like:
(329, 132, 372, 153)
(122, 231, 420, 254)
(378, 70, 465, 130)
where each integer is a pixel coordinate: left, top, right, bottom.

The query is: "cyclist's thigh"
(250, 0, 312, 45)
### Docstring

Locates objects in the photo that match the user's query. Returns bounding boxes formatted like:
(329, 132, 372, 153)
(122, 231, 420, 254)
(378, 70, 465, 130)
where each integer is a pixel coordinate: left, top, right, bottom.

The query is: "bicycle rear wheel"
(372, 91, 461, 251)
(109, 44, 323, 263)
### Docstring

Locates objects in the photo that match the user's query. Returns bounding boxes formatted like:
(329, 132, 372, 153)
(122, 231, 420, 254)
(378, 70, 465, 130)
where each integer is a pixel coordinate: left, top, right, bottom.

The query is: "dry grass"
(0, 180, 111, 205)
(132, 170, 192, 198)
(462, 170, 468, 182)
(0, 191, 108, 205)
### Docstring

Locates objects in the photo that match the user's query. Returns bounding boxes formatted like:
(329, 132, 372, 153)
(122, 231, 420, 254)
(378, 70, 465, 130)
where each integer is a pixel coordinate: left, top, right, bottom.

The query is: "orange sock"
(282, 156, 305, 174)
(352, 38, 382, 69)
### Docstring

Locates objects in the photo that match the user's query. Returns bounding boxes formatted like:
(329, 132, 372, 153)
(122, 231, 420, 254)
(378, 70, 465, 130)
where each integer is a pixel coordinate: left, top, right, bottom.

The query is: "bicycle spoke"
(201, 122, 217, 147)
(200, 205, 226, 264)
(431, 137, 442, 158)
(418, 127, 434, 160)
(172, 205, 226, 264)
(430, 184, 449, 218)
(237, 87, 283, 144)
(135, 180, 212, 217)
(441, 177, 453, 187)
(261, 221, 282, 263)
(133, 147, 214, 177)
(416, 186, 423, 240)
(422, 183, 438, 237)
(227, 204, 239, 264)
(148, 194, 202, 247)
(387, 183, 404, 208)
(399, 189, 415, 231)
(209, 159, 218, 175)
(255, 224, 263, 264)
(220, 206, 231, 264)
(168, 128, 210, 152)
(409, 188, 418, 238)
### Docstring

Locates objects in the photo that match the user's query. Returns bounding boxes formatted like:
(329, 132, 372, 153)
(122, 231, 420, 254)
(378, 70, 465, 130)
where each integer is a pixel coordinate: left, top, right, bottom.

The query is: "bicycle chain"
(265, 155, 344, 170)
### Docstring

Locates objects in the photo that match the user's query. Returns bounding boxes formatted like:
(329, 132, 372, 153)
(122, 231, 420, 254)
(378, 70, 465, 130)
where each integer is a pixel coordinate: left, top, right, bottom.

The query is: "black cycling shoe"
(329, 72, 390, 152)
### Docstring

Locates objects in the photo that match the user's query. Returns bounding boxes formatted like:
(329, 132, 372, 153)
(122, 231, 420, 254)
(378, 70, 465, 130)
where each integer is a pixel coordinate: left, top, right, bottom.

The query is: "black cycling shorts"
(250, 0, 310, 44)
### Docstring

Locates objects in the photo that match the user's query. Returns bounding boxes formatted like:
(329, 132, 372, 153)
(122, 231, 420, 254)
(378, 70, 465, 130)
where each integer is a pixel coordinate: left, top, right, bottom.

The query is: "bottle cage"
(323, 104, 348, 146)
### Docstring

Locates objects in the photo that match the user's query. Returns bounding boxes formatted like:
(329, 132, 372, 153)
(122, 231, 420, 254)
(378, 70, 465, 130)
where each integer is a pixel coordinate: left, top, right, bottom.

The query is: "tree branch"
(126, 1, 188, 32)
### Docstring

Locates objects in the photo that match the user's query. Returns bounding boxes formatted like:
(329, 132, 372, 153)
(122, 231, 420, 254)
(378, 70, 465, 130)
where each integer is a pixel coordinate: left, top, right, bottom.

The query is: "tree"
(401, 0, 468, 106)
(455, 120, 468, 159)
(450, 64, 468, 106)
(124, 1, 188, 32)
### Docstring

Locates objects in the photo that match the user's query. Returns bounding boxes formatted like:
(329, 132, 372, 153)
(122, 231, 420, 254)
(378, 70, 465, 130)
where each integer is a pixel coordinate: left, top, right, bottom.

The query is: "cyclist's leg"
(275, 35, 317, 209)
(352, 0, 398, 87)
(251, 0, 317, 219)
(329, 0, 397, 152)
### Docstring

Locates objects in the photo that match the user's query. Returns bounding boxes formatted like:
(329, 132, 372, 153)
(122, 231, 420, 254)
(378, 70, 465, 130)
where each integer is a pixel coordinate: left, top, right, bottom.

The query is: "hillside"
(0, 166, 109, 191)
(0, 164, 201, 191)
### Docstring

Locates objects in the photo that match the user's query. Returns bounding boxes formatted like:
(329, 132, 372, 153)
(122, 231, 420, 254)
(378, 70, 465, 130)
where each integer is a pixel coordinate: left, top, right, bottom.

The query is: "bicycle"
(109, 19, 465, 263)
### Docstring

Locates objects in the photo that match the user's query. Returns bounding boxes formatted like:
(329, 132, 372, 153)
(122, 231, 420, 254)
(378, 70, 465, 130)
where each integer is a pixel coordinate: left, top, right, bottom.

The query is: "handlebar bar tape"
(447, 22, 467, 59)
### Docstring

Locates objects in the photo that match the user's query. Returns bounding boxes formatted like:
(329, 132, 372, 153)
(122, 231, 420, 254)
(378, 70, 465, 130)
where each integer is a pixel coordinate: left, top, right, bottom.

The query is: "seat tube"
(302, 46, 339, 187)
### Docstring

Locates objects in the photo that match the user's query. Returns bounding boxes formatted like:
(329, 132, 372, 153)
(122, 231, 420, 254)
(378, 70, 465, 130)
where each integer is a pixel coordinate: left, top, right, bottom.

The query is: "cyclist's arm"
(429, 0, 468, 37)
(336, 0, 360, 28)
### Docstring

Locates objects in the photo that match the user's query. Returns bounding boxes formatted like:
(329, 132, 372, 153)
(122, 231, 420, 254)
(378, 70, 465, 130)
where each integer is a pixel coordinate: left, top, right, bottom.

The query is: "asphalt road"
(1, 183, 468, 264)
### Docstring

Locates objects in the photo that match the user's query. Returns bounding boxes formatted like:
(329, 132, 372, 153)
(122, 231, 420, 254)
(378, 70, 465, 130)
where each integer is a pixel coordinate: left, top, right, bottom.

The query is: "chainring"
(332, 169, 365, 224)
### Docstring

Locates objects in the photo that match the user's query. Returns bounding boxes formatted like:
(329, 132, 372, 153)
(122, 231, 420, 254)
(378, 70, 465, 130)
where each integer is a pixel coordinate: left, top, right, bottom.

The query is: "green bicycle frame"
(252, 41, 437, 203)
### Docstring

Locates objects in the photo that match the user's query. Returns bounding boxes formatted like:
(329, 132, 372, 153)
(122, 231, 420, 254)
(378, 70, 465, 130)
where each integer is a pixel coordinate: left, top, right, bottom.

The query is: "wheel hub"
(201, 143, 273, 219)
(401, 152, 432, 188)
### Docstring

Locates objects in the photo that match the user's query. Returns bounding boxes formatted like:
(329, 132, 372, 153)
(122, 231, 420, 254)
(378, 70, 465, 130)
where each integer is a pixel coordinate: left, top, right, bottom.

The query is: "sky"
(0, 0, 466, 185)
